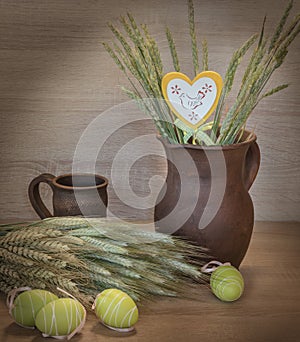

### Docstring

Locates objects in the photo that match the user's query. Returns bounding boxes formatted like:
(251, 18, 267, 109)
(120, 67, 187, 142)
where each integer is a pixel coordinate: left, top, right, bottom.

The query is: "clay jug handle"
(28, 173, 55, 219)
(244, 142, 260, 190)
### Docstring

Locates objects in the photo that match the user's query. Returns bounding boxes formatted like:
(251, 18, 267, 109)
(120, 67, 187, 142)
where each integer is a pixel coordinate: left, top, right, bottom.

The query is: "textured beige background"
(0, 0, 299, 221)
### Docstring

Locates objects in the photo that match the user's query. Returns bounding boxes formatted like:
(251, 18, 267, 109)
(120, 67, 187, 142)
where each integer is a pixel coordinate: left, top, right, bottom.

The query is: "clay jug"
(154, 131, 260, 268)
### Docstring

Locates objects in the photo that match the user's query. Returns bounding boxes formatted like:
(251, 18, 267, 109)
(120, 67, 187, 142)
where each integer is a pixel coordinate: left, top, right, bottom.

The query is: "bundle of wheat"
(0, 217, 209, 308)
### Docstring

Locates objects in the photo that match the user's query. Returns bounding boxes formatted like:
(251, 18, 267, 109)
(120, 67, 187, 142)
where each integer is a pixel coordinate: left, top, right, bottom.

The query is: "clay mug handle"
(28, 173, 55, 219)
(244, 142, 260, 190)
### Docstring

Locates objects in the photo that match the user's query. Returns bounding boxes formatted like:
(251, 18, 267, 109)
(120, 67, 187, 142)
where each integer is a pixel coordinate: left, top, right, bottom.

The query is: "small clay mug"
(28, 173, 108, 219)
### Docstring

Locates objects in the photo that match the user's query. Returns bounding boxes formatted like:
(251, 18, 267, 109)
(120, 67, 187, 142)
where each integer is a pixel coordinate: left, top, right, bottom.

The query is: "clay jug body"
(154, 132, 260, 268)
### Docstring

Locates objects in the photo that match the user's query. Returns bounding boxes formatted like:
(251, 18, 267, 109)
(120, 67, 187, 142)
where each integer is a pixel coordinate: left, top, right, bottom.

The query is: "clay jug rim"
(157, 130, 257, 150)
(53, 173, 109, 190)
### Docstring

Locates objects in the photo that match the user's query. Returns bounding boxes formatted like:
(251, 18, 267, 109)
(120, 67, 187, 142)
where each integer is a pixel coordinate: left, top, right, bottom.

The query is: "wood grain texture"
(0, 0, 299, 221)
(0, 221, 300, 341)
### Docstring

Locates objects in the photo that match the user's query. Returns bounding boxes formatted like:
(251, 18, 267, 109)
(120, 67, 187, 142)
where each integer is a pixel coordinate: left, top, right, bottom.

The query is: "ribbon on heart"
(174, 119, 216, 145)
(162, 71, 223, 130)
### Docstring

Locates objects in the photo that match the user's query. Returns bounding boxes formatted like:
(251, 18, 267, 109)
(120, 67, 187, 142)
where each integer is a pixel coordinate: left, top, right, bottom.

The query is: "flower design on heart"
(171, 85, 181, 95)
(202, 83, 213, 93)
(188, 112, 199, 121)
(161, 71, 223, 129)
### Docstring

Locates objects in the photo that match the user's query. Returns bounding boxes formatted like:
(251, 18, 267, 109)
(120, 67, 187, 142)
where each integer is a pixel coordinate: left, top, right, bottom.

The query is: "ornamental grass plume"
(103, 0, 299, 145)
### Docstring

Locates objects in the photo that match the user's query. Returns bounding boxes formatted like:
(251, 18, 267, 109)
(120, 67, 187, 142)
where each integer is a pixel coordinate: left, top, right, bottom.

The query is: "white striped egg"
(35, 298, 86, 338)
(9, 289, 58, 328)
(210, 265, 244, 302)
(93, 289, 138, 331)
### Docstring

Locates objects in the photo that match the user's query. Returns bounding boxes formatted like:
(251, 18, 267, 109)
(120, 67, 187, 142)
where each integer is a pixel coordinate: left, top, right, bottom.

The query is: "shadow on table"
(2, 312, 136, 341)
(90, 321, 137, 338)
(3, 322, 40, 340)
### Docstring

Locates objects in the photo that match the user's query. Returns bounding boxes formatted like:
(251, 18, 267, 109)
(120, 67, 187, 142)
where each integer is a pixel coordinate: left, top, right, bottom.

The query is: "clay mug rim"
(52, 173, 109, 191)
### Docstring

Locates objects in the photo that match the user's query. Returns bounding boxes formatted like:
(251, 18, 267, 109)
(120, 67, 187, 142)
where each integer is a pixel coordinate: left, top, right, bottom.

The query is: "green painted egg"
(210, 265, 244, 302)
(93, 289, 139, 331)
(10, 289, 58, 328)
(35, 298, 86, 338)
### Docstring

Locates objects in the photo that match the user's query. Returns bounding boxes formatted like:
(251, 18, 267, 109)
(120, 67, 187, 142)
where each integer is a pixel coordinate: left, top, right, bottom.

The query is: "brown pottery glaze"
(28, 173, 108, 218)
(154, 131, 260, 268)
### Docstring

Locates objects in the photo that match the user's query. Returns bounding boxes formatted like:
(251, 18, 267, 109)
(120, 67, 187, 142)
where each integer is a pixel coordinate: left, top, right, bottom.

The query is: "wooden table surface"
(0, 221, 300, 342)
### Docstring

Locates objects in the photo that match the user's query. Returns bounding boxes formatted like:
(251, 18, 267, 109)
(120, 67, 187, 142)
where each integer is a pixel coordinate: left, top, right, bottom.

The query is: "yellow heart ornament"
(162, 71, 223, 130)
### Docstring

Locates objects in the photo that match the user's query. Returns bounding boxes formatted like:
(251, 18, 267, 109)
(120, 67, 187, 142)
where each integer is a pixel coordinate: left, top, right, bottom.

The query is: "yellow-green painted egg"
(35, 298, 86, 338)
(210, 265, 244, 302)
(10, 289, 58, 328)
(93, 289, 138, 331)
